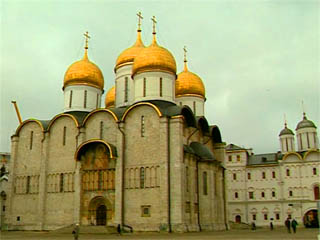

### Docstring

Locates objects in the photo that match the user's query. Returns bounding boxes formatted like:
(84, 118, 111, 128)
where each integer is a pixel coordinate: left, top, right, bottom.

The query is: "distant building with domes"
(225, 113, 319, 228)
(5, 15, 227, 232)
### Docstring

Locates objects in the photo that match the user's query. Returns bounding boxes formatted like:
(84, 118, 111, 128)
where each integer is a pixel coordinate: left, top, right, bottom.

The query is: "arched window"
(84, 90, 87, 108)
(159, 77, 163, 97)
(286, 169, 290, 176)
(63, 126, 67, 146)
(314, 185, 319, 200)
(140, 167, 145, 188)
(203, 171, 207, 195)
(69, 90, 73, 108)
(29, 131, 33, 150)
(60, 173, 64, 192)
(235, 215, 241, 223)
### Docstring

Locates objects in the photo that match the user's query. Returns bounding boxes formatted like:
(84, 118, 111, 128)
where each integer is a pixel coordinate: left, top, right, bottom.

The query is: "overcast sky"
(0, 0, 319, 154)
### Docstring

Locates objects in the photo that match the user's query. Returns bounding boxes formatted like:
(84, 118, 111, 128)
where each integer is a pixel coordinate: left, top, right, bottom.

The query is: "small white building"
(225, 113, 319, 228)
(0, 152, 10, 230)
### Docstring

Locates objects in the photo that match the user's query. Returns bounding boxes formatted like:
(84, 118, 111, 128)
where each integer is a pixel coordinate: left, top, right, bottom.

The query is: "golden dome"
(132, 34, 176, 76)
(63, 51, 104, 90)
(175, 61, 205, 99)
(105, 86, 115, 108)
(115, 31, 145, 71)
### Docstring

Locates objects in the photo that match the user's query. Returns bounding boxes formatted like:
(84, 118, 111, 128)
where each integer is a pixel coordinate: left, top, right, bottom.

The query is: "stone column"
(6, 136, 19, 229)
(115, 123, 124, 225)
(37, 132, 49, 230)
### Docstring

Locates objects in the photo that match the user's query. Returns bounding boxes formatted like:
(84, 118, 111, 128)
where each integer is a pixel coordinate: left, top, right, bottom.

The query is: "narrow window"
(313, 168, 317, 175)
(2, 206, 5, 212)
(193, 101, 196, 113)
(249, 192, 254, 199)
(233, 173, 237, 180)
(286, 169, 290, 176)
(289, 190, 293, 197)
(26, 176, 31, 194)
(143, 78, 146, 97)
(299, 134, 303, 149)
(314, 132, 317, 147)
(272, 171, 276, 178)
(99, 121, 103, 139)
(272, 191, 276, 197)
(140, 167, 145, 188)
(307, 133, 310, 148)
(141, 116, 145, 137)
(63, 126, 67, 146)
(285, 138, 288, 151)
(96, 93, 99, 108)
(84, 90, 87, 108)
(237, 155, 240, 161)
(262, 172, 266, 179)
(253, 214, 256, 221)
(195, 169, 198, 193)
(235, 192, 238, 199)
(264, 214, 268, 220)
(159, 77, 163, 97)
(186, 166, 189, 192)
(314, 186, 319, 200)
(247, 172, 251, 180)
(60, 173, 64, 192)
(141, 205, 151, 217)
(124, 77, 128, 102)
(17, 216, 20, 221)
(228, 156, 232, 162)
(69, 90, 73, 108)
(276, 213, 280, 220)
(261, 192, 265, 198)
(29, 131, 33, 150)
(203, 171, 207, 195)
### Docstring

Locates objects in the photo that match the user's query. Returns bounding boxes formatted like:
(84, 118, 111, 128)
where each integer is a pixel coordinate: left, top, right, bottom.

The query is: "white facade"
(115, 65, 135, 108)
(64, 85, 103, 112)
(133, 71, 176, 104)
(225, 116, 319, 228)
(0, 153, 10, 230)
(296, 127, 318, 152)
(175, 96, 205, 117)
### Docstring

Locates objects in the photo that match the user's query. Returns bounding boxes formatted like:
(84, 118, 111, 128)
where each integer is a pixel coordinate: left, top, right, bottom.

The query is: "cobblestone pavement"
(1, 228, 319, 240)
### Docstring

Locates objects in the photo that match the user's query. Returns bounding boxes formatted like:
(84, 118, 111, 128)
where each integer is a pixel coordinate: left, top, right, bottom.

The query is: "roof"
(296, 115, 317, 130)
(279, 127, 294, 136)
(247, 153, 279, 166)
(189, 142, 216, 161)
(226, 144, 246, 151)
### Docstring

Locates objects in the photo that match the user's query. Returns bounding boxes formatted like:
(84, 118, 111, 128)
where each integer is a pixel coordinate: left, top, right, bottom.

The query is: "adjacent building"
(0, 152, 10, 230)
(225, 114, 319, 228)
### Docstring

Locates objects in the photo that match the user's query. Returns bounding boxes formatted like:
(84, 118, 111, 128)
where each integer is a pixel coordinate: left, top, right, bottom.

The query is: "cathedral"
(5, 15, 227, 232)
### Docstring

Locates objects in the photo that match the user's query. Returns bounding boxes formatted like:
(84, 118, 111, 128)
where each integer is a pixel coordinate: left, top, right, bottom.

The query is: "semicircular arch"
(121, 102, 162, 122)
(47, 113, 79, 131)
(83, 109, 119, 125)
(15, 119, 45, 136)
(75, 139, 116, 161)
(283, 152, 303, 161)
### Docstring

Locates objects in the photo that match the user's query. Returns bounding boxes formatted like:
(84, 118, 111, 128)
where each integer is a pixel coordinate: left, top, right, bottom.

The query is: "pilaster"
(115, 123, 124, 225)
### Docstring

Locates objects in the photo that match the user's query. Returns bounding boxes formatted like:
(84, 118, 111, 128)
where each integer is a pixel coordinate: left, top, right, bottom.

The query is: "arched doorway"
(96, 205, 106, 226)
(235, 215, 241, 223)
(304, 209, 319, 228)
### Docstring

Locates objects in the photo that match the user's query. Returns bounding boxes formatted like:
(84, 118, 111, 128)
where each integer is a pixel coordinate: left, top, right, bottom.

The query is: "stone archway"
(235, 215, 241, 223)
(87, 196, 113, 226)
(304, 209, 319, 228)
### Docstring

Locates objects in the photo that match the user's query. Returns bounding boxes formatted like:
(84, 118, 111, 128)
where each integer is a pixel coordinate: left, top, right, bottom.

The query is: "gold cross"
(83, 31, 90, 49)
(183, 46, 187, 62)
(151, 16, 157, 33)
(137, 12, 143, 30)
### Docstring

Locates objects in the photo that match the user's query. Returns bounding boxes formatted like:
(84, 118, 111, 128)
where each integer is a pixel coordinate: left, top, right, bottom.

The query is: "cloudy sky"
(0, 0, 319, 154)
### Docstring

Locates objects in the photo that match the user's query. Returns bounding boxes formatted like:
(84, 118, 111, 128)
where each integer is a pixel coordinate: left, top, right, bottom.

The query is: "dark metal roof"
(247, 153, 279, 166)
(190, 142, 216, 161)
(67, 111, 90, 125)
(226, 143, 245, 151)
(296, 115, 316, 130)
(279, 127, 294, 136)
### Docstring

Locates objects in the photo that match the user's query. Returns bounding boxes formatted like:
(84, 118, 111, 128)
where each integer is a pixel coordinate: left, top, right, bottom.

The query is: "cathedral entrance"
(304, 209, 319, 228)
(96, 205, 107, 226)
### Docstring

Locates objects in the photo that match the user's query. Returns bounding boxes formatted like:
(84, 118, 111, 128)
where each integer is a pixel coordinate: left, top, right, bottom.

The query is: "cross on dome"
(151, 16, 157, 34)
(83, 31, 90, 50)
(137, 12, 143, 31)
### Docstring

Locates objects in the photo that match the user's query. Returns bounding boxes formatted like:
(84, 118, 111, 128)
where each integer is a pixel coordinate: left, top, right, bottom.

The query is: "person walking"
(285, 217, 291, 233)
(270, 218, 274, 230)
(117, 224, 121, 235)
(291, 218, 298, 233)
(72, 223, 80, 240)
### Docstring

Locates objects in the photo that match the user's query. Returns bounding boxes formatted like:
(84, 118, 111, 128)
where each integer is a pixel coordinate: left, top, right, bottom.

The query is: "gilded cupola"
(175, 47, 205, 99)
(63, 32, 104, 90)
(132, 16, 176, 77)
(105, 86, 115, 108)
(115, 12, 145, 71)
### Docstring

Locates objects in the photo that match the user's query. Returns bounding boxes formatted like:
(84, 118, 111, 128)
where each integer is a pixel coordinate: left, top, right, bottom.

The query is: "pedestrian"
(270, 218, 274, 230)
(251, 221, 256, 230)
(291, 218, 298, 233)
(117, 224, 121, 235)
(285, 217, 291, 233)
(72, 223, 80, 240)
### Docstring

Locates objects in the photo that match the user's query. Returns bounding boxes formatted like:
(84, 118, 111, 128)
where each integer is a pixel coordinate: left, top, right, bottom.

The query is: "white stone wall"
(133, 71, 176, 104)
(175, 96, 205, 117)
(115, 65, 134, 108)
(64, 85, 102, 112)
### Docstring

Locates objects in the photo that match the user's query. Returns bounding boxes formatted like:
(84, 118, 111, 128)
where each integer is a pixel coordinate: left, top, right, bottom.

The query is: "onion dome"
(115, 31, 145, 71)
(63, 33, 104, 90)
(279, 122, 294, 136)
(105, 86, 115, 108)
(175, 48, 205, 99)
(296, 112, 317, 130)
(132, 17, 176, 77)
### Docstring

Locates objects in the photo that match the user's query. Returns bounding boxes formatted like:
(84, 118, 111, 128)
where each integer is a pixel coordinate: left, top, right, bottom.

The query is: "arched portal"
(235, 215, 241, 223)
(304, 209, 319, 228)
(96, 205, 107, 226)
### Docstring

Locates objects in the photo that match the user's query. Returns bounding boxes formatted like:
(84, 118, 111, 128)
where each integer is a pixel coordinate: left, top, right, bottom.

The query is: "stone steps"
(52, 225, 118, 234)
